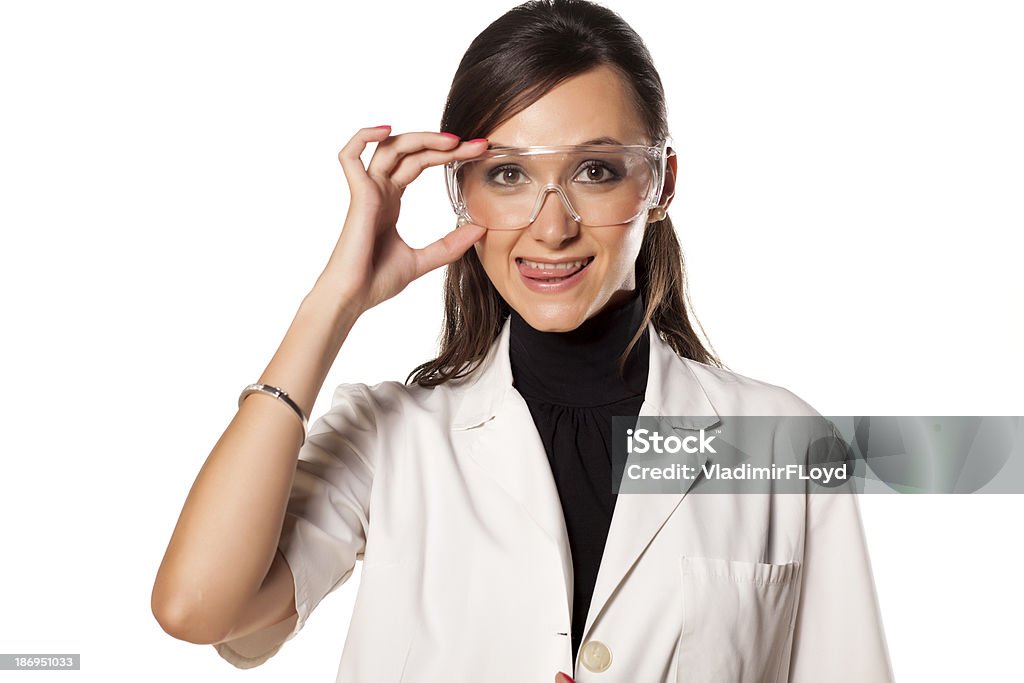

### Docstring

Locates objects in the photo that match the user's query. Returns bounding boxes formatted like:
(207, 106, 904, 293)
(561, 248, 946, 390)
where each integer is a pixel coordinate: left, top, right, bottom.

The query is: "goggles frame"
(444, 138, 674, 230)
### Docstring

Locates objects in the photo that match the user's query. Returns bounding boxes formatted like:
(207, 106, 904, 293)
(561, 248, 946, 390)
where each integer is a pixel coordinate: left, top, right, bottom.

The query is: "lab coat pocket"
(677, 556, 802, 683)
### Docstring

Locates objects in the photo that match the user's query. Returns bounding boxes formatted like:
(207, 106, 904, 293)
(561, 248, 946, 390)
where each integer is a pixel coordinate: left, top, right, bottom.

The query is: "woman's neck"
(508, 290, 650, 407)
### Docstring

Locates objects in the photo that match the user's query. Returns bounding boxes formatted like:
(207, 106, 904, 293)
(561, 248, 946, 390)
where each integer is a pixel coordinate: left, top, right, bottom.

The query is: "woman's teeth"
(516, 257, 593, 282)
(517, 257, 590, 271)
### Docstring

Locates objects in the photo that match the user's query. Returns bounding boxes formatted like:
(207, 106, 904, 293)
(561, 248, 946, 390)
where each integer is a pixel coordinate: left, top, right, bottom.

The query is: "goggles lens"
(447, 145, 667, 230)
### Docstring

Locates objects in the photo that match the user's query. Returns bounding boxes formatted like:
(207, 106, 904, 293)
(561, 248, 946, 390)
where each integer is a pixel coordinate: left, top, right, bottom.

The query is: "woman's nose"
(525, 186, 581, 245)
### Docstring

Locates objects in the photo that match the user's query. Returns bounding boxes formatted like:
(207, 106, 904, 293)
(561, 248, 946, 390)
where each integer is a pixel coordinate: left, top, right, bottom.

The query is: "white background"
(1, 1, 1022, 681)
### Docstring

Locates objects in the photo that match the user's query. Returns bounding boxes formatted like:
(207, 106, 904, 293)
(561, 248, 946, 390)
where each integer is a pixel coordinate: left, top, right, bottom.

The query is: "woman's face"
(472, 64, 676, 332)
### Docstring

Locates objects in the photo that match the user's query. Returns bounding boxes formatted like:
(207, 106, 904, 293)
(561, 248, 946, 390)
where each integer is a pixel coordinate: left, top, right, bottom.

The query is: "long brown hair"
(407, 0, 724, 387)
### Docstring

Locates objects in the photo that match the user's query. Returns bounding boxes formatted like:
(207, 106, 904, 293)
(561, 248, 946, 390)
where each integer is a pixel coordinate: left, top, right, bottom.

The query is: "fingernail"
(467, 138, 488, 144)
(373, 124, 391, 129)
(441, 132, 461, 141)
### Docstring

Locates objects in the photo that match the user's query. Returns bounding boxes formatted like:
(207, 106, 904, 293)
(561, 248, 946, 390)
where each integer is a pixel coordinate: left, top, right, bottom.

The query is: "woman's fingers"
(389, 138, 488, 189)
(366, 132, 489, 188)
(337, 125, 393, 201)
(411, 222, 486, 279)
(365, 131, 457, 181)
(329, 127, 491, 309)
(341, 129, 488, 197)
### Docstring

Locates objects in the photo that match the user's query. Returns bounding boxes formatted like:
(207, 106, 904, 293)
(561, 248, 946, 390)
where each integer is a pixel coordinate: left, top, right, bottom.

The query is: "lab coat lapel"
(450, 317, 575, 626)
(448, 317, 722, 648)
(580, 323, 721, 646)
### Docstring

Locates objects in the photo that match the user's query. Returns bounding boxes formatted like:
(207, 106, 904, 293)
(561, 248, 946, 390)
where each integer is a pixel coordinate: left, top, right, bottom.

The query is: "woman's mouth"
(515, 256, 594, 282)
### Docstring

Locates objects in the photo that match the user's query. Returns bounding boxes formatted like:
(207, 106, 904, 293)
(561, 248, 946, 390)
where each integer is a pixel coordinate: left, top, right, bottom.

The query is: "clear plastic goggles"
(444, 139, 672, 230)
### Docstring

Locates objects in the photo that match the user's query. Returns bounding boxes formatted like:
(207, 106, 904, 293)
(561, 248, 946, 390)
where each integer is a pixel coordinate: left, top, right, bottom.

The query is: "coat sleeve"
(212, 382, 383, 669)
(787, 475, 896, 682)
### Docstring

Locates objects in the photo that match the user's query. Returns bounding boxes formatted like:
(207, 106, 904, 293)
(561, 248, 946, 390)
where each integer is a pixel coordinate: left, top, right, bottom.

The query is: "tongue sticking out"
(517, 258, 592, 281)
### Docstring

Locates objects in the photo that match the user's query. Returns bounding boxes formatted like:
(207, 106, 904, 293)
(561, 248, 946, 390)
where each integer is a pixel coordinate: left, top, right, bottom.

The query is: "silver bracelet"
(238, 383, 309, 445)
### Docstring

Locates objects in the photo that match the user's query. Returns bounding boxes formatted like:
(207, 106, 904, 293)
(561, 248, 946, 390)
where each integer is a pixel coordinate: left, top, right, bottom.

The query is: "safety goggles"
(444, 139, 673, 230)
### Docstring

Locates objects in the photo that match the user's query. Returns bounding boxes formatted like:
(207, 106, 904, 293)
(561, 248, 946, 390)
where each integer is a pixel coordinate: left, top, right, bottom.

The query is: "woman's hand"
(315, 126, 488, 315)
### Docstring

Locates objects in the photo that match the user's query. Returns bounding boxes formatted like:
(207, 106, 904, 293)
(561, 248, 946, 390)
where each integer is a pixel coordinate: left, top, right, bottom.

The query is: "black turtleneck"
(508, 290, 650, 664)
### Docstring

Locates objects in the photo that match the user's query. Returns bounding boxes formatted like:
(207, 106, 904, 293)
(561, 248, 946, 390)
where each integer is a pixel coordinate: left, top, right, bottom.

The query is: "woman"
(152, 1, 894, 681)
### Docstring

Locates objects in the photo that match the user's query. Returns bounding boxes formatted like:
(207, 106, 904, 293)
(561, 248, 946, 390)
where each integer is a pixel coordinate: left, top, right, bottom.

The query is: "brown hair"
(407, 0, 724, 387)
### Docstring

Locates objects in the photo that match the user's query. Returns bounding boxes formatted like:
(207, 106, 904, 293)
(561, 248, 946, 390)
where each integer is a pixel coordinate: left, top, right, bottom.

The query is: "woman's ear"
(660, 148, 677, 211)
(648, 148, 677, 223)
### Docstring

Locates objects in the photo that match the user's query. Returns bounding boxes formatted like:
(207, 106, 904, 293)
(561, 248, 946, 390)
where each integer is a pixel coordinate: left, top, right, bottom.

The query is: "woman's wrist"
(302, 274, 367, 331)
(251, 283, 362, 421)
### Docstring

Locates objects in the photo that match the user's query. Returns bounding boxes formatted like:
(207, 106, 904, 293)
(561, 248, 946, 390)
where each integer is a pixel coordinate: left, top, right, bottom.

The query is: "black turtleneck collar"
(508, 290, 650, 407)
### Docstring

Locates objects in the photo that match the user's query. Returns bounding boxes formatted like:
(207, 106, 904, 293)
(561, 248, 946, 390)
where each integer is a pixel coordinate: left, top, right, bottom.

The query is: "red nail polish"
(374, 124, 391, 129)
(467, 138, 488, 143)
(441, 132, 460, 140)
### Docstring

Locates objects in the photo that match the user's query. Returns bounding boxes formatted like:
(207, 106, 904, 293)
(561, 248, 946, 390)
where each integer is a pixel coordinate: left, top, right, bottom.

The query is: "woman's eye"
(487, 164, 528, 186)
(574, 161, 619, 183)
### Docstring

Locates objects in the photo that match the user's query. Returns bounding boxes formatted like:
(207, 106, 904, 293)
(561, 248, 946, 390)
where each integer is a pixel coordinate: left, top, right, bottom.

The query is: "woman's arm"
(150, 284, 361, 645)
(150, 126, 487, 647)
(211, 548, 299, 645)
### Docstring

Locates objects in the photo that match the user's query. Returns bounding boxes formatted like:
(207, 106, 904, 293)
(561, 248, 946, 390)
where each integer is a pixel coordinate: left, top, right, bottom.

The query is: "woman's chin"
(509, 298, 592, 332)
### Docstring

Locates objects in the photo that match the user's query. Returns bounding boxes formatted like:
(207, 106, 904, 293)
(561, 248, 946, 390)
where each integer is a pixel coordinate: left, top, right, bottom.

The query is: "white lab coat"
(213, 317, 895, 682)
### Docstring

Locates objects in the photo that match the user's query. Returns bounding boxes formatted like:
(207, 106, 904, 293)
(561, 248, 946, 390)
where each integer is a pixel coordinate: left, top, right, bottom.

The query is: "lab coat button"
(580, 639, 612, 672)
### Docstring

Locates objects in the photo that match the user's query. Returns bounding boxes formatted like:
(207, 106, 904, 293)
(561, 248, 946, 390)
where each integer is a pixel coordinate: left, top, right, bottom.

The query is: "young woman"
(152, 1, 894, 681)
